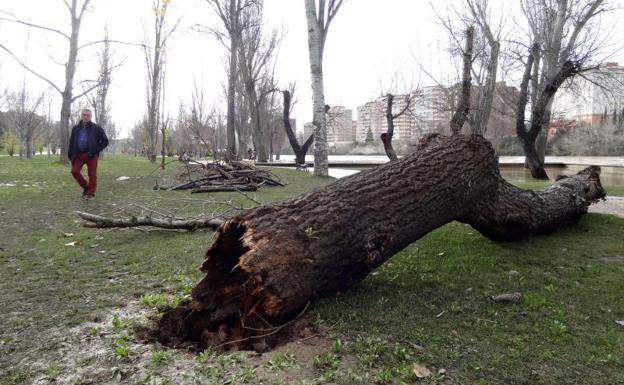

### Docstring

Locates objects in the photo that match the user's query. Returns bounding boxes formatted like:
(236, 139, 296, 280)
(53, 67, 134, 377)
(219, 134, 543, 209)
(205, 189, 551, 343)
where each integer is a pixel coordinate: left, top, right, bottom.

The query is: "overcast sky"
(1, 0, 623, 137)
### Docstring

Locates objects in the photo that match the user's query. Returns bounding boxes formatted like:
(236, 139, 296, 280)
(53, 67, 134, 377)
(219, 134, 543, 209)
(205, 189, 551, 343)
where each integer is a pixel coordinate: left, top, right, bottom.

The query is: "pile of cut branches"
(156, 160, 284, 193)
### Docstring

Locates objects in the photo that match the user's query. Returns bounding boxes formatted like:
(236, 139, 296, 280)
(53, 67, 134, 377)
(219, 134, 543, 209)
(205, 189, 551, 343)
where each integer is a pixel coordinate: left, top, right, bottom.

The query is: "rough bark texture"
(157, 134, 605, 351)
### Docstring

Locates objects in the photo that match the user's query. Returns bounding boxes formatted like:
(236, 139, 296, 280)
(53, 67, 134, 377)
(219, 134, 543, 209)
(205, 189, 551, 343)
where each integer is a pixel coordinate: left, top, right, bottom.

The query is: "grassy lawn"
(0, 155, 623, 385)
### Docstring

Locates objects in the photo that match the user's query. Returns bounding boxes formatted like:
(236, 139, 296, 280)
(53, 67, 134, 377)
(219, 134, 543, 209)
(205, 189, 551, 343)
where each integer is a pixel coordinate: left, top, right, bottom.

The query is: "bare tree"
(517, 0, 607, 179)
(304, 0, 344, 176)
(143, 0, 178, 163)
(378, 92, 418, 162)
(450, 26, 475, 134)
(7, 85, 45, 159)
(282, 85, 314, 165)
(237, 1, 280, 163)
(465, 0, 502, 135)
(202, 0, 258, 161)
(84, 26, 118, 157)
(0, 1, 111, 163)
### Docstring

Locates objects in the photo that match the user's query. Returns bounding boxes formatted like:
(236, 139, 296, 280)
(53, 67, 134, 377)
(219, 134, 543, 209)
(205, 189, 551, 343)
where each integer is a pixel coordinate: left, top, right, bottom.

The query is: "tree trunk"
(473, 41, 499, 136)
(450, 27, 474, 135)
(282, 90, 313, 166)
(156, 134, 605, 351)
(381, 94, 399, 162)
(59, 14, 81, 164)
(226, 9, 239, 162)
(305, 0, 328, 177)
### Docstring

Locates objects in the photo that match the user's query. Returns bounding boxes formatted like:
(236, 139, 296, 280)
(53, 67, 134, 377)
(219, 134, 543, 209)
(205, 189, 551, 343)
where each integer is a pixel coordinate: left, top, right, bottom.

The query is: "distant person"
(68, 109, 109, 200)
(247, 148, 253, 160)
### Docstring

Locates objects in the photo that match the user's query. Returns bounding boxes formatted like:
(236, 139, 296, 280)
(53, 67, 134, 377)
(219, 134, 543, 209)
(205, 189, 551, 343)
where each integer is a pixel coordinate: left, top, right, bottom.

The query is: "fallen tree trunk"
(76, 211, 224, 230)
(156, 134, 605, 350)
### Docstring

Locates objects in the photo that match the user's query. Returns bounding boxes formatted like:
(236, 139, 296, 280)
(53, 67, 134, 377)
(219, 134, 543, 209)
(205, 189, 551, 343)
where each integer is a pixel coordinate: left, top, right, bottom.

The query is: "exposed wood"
(76, 211, 223, 230)
(156, 134, 605, 351)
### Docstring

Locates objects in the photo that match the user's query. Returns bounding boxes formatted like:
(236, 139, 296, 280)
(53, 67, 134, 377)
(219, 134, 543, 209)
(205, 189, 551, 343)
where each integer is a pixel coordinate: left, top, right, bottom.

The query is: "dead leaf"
(412, 363, 432, 378)
(616, 320, 624, 327)
(64, 240, 80, 247)
(63, 232, 74, 237)
(492, 292, 523, 303)
(435, 310, 446, 318)
(437, 252, 445, 256)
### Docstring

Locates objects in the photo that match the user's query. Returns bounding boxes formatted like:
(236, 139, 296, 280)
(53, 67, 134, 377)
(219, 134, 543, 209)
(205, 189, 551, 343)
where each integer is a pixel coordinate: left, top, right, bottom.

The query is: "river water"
(270, 155, 624, 185)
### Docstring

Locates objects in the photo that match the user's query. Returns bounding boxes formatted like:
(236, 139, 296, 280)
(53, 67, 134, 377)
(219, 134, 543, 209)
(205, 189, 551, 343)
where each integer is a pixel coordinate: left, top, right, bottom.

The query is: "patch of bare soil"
(26, 302, 356, 385)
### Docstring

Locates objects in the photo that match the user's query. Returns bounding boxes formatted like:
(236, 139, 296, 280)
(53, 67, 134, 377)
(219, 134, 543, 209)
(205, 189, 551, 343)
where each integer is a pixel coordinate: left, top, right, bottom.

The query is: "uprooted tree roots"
(155, 134, 605, 352)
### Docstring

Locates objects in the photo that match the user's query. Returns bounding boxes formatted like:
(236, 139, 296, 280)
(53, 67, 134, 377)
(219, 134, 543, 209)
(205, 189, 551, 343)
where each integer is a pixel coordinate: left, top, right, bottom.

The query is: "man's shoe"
(83, 194, 95, 201)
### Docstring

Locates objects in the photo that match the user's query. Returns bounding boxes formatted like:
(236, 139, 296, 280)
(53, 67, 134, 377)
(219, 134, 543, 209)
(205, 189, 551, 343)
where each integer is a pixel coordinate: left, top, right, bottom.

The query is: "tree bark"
(305, 0, 328, 176)
(226, 1, 239, 162)
(282, 90, 313, 165)
(450, 27, 474, 135)
(59, 14, 81, 164)
(381, 94, 399, 162)
(76, 211, 223, 230)
(157, 134, 605, 351)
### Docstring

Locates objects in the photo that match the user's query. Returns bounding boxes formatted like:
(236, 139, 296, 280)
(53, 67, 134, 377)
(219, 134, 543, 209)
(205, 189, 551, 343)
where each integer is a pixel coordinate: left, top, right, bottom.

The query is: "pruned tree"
(450, 26, 475, 134)
(304, 0, 345, 176)
(282, 85, 314, 165)
(427, 0, 510, 144)
(517, 0, 608, 179)
(0, 1, 111, 163)
(380, 90, 420, 162)
(464, 0, 502, 136)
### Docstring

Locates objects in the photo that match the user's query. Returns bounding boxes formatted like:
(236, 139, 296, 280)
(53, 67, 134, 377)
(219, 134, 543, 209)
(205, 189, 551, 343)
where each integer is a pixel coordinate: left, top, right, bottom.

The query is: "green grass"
(0, 154, 332, 384)
(0, 154, 623, 385)
(513, 179, 624, 196)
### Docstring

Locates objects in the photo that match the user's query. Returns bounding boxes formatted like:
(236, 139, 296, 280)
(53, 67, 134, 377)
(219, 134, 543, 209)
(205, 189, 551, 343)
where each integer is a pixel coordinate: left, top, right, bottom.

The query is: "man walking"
(68, 109, 109, 200)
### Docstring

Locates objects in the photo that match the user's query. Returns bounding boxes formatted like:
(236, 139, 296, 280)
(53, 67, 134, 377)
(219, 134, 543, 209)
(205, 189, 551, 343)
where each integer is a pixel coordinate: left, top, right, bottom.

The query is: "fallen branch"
(76, 211, 224, 230)
(191, 185, 259, 193)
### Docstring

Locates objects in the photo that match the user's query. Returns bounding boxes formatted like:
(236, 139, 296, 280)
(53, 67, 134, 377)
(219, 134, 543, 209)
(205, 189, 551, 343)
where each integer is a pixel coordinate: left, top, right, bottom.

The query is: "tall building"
(327, 106, 355, 143)
(356, 90, 450, 143)
(303, 122, 314, 142)
(552, 62, 624, 127)
(303, 107, 356, 145)
(413, 85, 452, 134)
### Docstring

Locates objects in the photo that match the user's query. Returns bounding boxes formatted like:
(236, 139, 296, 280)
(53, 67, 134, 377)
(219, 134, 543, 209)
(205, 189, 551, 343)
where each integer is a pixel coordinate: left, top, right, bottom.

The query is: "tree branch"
(0, 43, 63, 94)
(76, 211, 224, 230)
(0, 12, 70, 40)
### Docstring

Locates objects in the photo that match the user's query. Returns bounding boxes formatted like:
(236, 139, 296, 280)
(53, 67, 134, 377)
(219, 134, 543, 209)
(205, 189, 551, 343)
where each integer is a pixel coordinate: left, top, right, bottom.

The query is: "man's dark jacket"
(68, 121, 109, 161)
